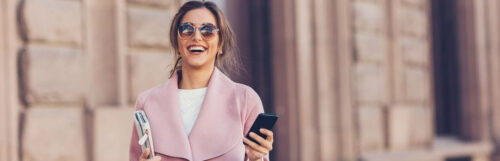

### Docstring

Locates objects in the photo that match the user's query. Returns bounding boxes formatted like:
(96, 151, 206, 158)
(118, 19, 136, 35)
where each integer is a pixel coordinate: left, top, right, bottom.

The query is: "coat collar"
(144, 68, 243, 161)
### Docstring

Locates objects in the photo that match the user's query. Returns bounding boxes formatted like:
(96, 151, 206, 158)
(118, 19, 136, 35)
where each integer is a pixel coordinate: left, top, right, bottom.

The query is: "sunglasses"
(178, 22, 220, 40)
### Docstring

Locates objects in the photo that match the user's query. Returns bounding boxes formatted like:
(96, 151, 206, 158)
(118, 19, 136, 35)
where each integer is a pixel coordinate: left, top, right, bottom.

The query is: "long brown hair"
(169, 1, 241, 77)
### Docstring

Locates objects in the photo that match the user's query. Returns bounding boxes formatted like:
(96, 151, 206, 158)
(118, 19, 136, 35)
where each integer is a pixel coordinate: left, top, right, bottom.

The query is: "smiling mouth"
(188, 46, 206, 53)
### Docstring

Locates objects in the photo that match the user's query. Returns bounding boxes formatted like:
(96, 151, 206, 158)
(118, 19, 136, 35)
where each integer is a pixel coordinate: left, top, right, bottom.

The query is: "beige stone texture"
(358, 105, 385, 153)
(404, 66, 430, 103)
(409, 106, 432, 148)
(361, 150, 442, 161)
(401, 37, 429, 65)
(387, 105, 432, 151)
(24, 0, 82, 45)
(388, 105, 412, 151)
(352, 0, 387, 33)
(85, 0, 119, 107)
(92, 107, 134, 161)
(354, 32, 388, 62)
(397, 7, 427, 38)
(22, 107, 86, 161)
(127, 0, 177, 8)
(128, 53, 174, 102)
(0, 4, 8, 160)
(127, 7, 173, 49)
(21, 45, 85, 105)
(355, 62, 388, 104)
(473, 155, 489, 161)
(401, 0, 426, 8)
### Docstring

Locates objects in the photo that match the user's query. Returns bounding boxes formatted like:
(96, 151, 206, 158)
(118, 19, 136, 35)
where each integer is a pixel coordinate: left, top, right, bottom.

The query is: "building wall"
(270, 0, 355, 160)
(353, 0, 433, 154)
(2, 0, 500, 161)
(487, 0, 500, 160)
(1, 0, 20, 161)
(1, 0, 182, 160)
(270, 0, 498, 161)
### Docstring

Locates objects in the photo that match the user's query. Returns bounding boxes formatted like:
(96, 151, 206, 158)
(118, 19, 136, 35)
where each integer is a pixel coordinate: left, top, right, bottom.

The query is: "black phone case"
(246, 113, 279, 145)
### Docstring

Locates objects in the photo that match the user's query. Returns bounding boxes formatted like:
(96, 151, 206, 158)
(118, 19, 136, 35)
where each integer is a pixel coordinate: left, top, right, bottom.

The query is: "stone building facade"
(1, 0, 181, 160)
(1, 0, 500, 161)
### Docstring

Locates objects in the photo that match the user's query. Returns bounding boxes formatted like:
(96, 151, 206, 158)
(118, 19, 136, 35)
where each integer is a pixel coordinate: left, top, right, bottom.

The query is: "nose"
(191, 28, 203, 41)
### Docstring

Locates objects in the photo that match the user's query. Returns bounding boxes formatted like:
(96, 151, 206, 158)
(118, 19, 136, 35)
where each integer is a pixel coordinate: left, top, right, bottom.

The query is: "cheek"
(178, 40, 188, 52)
(210, 39, 220, 52)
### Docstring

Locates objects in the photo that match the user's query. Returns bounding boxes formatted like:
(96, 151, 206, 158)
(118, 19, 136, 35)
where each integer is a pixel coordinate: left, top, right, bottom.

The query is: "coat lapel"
(144, 68, 244, 161)
(188, 68, 244, 160)
(144, 73, 192, 160)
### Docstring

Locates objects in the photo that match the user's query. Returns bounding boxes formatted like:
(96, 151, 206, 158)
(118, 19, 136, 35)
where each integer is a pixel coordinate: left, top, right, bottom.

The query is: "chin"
(181, 54, 216, 69)
(183, 60, 210, 69)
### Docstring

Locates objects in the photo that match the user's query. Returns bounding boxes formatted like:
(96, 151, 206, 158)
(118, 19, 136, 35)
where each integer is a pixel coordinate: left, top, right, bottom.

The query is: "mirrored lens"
(178, 23, 194, 38)
(200, 25, 218, 39)
(178, 23, 219, 40)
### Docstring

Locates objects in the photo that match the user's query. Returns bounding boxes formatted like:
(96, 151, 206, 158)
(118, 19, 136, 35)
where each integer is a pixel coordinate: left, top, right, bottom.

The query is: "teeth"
(189, 46, 205, 52)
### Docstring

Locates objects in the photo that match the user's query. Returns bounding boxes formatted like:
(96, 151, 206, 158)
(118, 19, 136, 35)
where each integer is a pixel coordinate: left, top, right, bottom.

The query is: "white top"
(178, 87, 207, 136)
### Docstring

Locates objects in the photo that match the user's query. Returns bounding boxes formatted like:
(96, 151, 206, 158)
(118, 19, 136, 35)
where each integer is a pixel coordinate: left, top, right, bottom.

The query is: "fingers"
(140, 148, 150, 159)
(260, 128, 274, 142)
(244, 136, 268, 154)
(243, 128, 274, 161)
(247, 130, 273, 151)
(245, 145, 265, 159)
(243, 129, 274, 160)
(252, 132, 272, 151)
(140, 148, 161, 161)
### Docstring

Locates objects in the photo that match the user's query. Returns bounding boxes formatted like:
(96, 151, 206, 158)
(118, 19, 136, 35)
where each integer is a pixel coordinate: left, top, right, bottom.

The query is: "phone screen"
(245, 113, 279, 144)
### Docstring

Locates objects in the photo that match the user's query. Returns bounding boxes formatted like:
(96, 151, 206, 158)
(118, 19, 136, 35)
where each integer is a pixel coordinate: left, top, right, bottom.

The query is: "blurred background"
(2, 0, 500, 161)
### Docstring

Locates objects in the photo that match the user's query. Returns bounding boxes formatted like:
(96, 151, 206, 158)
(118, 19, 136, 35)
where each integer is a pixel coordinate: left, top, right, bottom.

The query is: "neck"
(179, 65, 214, 89)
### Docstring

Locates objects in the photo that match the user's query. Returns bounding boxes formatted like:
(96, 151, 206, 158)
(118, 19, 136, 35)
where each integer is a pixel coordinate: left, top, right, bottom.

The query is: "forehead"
(181, 8, 217, 25)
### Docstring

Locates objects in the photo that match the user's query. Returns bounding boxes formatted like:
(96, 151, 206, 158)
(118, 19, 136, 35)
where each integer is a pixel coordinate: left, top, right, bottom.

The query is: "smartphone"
(134, 110, 155, 158)
(245, 113, 279, 145)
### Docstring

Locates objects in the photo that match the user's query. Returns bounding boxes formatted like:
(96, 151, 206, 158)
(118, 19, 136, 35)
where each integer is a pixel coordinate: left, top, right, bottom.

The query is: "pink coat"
(129, 68, 269, 161)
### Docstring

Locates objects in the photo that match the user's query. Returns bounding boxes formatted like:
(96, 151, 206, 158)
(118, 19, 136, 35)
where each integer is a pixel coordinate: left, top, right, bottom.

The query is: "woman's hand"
(139, 148, 161, 161)
(243, 128, 274, 161)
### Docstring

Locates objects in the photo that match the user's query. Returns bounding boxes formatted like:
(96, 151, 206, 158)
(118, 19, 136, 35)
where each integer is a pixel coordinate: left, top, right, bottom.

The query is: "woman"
(129, 1, 274, 161)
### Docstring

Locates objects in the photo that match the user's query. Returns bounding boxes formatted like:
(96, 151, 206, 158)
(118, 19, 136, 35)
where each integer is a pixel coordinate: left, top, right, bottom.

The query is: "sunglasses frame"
(177, 22, 220, 40)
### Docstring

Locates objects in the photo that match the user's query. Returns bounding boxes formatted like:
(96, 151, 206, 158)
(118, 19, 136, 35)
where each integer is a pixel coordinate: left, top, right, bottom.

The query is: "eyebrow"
(180, 22, 217, 26)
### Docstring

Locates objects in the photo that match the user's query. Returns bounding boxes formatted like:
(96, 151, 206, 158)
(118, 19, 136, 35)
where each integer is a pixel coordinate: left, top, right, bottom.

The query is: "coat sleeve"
(130, 124, 142, 161)
(130, 93, 147, 161)
(243, 87, 270, 161)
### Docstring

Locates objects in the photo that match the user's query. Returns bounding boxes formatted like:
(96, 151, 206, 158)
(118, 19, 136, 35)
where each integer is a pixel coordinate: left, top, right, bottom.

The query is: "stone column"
(0, 0, 20, 160)
(270, 0, 300, 160)
(486, 0, 500, 160)
(454, 0, 491, 142)
(270, 0, 356, 160)
(0, 0, 8, 159)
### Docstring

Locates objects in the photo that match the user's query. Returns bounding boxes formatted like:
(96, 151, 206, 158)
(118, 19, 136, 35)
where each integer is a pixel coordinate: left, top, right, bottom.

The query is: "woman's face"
(178, 8, 220, 70)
